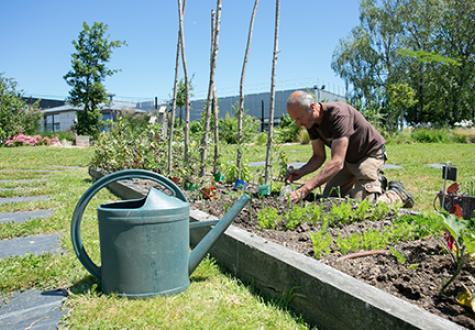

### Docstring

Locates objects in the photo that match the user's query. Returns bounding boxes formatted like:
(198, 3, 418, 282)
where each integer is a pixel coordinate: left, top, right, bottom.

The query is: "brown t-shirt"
(307, 102, 385, 163)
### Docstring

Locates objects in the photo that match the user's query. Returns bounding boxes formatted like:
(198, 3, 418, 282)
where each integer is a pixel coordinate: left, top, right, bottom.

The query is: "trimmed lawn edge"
(88, 168, 463, 330)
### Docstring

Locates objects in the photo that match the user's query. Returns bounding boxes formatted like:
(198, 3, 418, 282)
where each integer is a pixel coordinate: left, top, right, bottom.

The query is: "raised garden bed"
(89, 168, 471, 329)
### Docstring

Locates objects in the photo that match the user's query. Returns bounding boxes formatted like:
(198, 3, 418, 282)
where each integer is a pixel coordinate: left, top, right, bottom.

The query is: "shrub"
(255, 132, 267, 145)
(273, 114, 299, 143)
(297, 127, 310, 144)
(0, 74, 42, 144)
(219, 111, 259, 144)
(4, 134, 59, 147)
(90, 115, 169, 173)
(411, 128, 450, 143)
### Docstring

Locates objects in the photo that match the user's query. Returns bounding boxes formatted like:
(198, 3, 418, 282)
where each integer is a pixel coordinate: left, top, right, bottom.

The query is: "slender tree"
(168, 0, 187, 174)
(64, 22, 125, 138)
(264, 0, 280, 185)
(237, 0, 259, 179)
(177, 0, 191, 163)
(200, 0, 222, 176)
(210, 10, 220, 175)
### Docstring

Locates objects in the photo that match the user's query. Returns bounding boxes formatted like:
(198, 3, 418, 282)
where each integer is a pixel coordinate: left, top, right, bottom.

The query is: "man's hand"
(286, 168, 302, 183)
(290, 186, 310, 203)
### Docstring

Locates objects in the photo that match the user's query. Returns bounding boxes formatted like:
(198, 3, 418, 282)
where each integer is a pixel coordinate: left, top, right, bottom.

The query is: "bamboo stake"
(177, 0, 190, 163)
(168, 0, 187, 175)
(200, 0, 222, 176)
(264, 0, 280, 184)
(237, 0, 259, 179)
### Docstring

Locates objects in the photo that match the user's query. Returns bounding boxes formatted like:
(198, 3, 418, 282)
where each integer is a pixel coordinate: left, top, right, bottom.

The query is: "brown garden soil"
(191, 191, 475, 329)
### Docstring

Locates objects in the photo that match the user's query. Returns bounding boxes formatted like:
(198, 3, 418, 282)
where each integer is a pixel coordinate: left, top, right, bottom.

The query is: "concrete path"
(0, 233, 61, 259)
(0, 195, 50, 204)
(0, 289, 67, 330)
(0, 209, 54, 224)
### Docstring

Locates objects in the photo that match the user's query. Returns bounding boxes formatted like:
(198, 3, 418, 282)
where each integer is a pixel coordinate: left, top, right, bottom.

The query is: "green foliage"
(310, 229, 333, 259)
(297, 127, 309, 144)
(389, 247, 407, 264)
(255, 132, 267, 145)
(332, 0, 475, 127)
(385, 83, 417, 131)
(410, 128, 450, 143)
(274, 114, 299, 143)
(328, 200, 354, 225)
(0, 75, 41, 144)
(222, 161, 251, 184)
(462, 178, 475, 197)
(438, 212, 475, 292)
(64, 21, 126, 138)
(285, 206, 307, 230)
(90, 115, 168, 173)
(219, 106, 259, 144)
(257, 207, 281, 229)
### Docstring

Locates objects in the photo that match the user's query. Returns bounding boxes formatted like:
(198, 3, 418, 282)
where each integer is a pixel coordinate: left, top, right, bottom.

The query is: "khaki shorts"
(323, 153, 384, 201)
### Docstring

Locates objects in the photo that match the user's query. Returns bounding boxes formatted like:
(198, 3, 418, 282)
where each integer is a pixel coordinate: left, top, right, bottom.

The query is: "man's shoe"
(388, 181, 414, 208)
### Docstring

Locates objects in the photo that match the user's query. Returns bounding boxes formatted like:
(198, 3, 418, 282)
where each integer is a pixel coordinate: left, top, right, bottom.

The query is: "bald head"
(286, 90, 319, 129)
(286, 91, 314, 111)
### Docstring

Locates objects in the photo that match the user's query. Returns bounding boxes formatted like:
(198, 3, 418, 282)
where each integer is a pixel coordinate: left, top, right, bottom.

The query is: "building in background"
(189, 87, 345, 126)
(39, 101, 146, 132)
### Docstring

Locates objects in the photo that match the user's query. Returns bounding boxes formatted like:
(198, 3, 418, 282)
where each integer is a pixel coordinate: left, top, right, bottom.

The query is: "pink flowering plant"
(4, 133, 60, 147)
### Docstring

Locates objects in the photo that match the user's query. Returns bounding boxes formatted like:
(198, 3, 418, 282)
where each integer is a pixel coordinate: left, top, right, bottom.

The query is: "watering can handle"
(70, 169, 188, 279)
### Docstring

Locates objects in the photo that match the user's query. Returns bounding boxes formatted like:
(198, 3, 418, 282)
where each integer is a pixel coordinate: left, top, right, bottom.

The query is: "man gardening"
(286, 90, 414, 208)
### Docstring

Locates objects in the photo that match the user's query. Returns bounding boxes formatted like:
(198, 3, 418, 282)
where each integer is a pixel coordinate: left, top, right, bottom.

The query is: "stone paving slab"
(0, 233, 61, 259)
(0, 209, 54, 224)
(427, 163, 444, 169)
(0, 178, 46, 184)
(0, 195, 50, 205)
(0, 289, 67, 330)
(0, 169, 58, 173)
(384, 164, 403, 170)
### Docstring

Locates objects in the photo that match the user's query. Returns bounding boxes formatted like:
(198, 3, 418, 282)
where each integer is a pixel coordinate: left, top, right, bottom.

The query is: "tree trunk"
(168, 0, 187, 174)
(177, 0, 190, 163)
(237, 0, 259, 179)
(264, 0, 280, 185)
(200, 0, 222, 177)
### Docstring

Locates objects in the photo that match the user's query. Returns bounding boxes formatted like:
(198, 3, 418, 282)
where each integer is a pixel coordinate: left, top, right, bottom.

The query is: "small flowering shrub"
(4, 134, 60, 147)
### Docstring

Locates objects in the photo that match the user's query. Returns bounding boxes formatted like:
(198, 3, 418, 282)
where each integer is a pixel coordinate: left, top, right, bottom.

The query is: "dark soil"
(192, 193, 475, 329)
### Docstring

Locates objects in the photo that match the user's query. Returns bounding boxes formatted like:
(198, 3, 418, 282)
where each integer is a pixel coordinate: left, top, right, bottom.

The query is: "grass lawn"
(0, 146, 307, 329)
(1, 143, 473, 328)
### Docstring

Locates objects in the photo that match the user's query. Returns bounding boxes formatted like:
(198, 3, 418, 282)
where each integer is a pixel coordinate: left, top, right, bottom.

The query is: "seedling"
(438, 212, 475, 293)
(310, 229, 333, 259)
(389, 247, 407, 264)
(257, 207, 281, 230)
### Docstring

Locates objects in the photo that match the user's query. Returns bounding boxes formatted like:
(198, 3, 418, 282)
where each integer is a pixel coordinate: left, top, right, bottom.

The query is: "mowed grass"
(0, 146, 308, 329)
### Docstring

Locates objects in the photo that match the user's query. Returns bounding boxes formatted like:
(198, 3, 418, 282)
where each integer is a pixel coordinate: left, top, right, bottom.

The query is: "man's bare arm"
(287, 139, 325, 181)
(292, 137, 349, 202)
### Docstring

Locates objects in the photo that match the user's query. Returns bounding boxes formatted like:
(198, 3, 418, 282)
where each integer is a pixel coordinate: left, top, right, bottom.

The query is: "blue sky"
(0, 1, 360, 102)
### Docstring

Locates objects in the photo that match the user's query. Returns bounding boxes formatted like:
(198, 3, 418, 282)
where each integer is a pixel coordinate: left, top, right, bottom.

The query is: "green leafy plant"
(438, 212, 475, 293)
(222, 161, 251, 184)
(329, 200, 354, 225)
(285, 205, 307, 230)
(257, 207, 281, 230)
(310, 229, 333, 259)
(389, 247, 407, 264)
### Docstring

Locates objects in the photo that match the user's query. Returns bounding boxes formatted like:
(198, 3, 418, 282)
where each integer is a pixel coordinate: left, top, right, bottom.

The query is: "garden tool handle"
(71, 169, 187, 279)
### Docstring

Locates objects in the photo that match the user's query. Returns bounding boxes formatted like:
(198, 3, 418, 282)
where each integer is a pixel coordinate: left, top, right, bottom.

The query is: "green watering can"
(71, 169, 250, 298)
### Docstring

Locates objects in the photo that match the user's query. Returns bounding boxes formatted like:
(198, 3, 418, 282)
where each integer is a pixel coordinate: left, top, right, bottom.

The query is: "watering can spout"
(188, 194, 250, 274)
